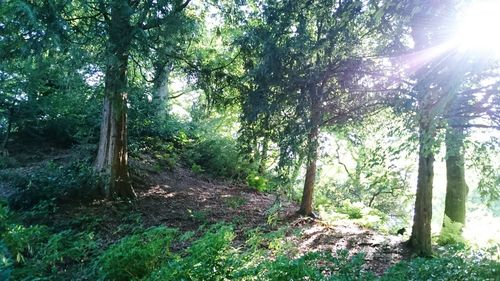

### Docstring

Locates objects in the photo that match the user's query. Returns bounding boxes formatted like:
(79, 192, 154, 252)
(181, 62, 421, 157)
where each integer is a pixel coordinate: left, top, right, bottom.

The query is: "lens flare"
(454, 0, 500, 57)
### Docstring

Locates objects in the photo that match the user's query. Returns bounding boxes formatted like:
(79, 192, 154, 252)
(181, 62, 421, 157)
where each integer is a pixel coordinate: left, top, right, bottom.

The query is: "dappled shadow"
(134, 165, 292, 232)
(287, 217, 411, 275)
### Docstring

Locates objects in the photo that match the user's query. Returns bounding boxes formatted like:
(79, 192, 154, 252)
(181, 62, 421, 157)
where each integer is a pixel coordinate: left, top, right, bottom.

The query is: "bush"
(247, 173, 268, 192)
(9, 230, 97, 280)
(337, 201, 363, 219)
(0, 155, 18, 169)
(0, 241, 13, 280)
(98, 226, 178, 281)
(148, 225, 235, 281)
(236, 250, 374, 281)
(2, 224, 51, 263)
(436, 216, 466, 246)
(184, 137, 250, 179)
(381, 245, 500, 281)
(0, 204, 97, 279)
(5, 160, 103, 209)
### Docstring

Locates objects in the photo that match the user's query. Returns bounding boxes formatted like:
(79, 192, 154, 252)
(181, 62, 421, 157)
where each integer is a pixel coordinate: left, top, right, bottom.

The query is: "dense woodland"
(0, 0, 499, 280)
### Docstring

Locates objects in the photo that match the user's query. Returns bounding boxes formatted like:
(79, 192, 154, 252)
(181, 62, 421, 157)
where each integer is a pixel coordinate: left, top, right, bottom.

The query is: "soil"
(0, 151, 412, 276)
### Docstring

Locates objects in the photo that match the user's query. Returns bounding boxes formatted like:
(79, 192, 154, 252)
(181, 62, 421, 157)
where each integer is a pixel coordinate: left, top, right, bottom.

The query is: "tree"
(0, 1, 97, 154)
(70, 0, 193, 198)
(401, 0, 500, 255)
(237, 0, 392, 216)
(397, 0, 460, 256)
(442, 64, 500, 230)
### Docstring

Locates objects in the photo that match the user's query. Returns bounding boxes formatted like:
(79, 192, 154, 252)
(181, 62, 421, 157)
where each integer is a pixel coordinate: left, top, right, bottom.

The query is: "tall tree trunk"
(258, 137, 269, 174)
(153, 63, 171, 119)
(258, 116, 270, 174)
(289, 151, 305, 185)
(299, 91, 321, 217)
(443, 121, 468, 227)
(95, 96, 112, 172)
(410, 121, 435, 256)
(95, 0, 136, 199)
(0, 108, 12, 156)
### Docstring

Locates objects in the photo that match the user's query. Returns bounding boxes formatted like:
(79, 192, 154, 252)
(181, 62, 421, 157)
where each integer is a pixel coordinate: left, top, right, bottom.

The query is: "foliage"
(316, 113, 414, 225)
(436, 216, 466, 246)
(147, 225, 235, 281)
(467, 138, 500, 207)
(337, 201, 364, 219)
(0, 156, 18, 169)
(184, 136, 250, 179)
(2, 224, 50, 264)
(191, 163, 204, 174)
(2, 198, 500, 281)
(0, 204, 97, 280)
(188, 209, 208, 224)
(265, 200, 284, 228)
(317, 201, 390, 232)
(9, 231, 96, 280)
(381, 245, 500, 281)
(3, 159, 103, 209)
(97, 226, 178, 281)
(0, 240, 13, 280)
(247, 173, 268, 192)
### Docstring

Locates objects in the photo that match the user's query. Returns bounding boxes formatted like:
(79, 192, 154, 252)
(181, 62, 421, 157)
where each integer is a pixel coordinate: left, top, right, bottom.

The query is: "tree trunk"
(0, 108, 12, 155)
(299, 91, 321, 217)
(258, 134, 269, 174)
(410, 121, 434, 256)
(258, 114, 270, 173)
(153, 63, 171, 119)
(443, 122, 468, 227)
(95, 96, 112, 172)
(95, 0, 136, 199)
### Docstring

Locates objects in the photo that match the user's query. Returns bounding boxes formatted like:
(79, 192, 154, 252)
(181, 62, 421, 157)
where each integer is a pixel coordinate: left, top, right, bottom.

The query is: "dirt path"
(131, 159, 411, 274)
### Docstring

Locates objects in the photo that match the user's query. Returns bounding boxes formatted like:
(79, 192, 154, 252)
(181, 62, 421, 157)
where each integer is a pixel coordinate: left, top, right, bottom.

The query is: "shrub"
(148, 225, 235, 281)
(5, 160, 103, 209)
(436, 216, 466, 246)
(0, 204, 98, 279)
(381, 245, 500, 281)
(2, 224, 51, 263)
(98, 226, 178, 281)
(247, 173, 268, 192)
(184, 137, 249, 179)
(225, 196, 247, 209)
(9, 230, 97, 280)
(36, 230, 96, 268)
(337, 201, 363, 219)
(236, 250, 374, 281)
(0, 155, 18, 169)
(0, 241, 13, 280)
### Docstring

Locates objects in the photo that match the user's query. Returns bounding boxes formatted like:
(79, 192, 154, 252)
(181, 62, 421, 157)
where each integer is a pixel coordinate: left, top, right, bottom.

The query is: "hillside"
(0, 150, 410, 276)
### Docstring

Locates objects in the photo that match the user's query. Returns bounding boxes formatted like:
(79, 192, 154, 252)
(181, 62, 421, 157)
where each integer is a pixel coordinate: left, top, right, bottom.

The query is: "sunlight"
(453, 0, 500, 57)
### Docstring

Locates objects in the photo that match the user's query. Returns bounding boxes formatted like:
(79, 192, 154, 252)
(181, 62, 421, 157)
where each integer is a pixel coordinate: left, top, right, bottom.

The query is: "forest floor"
(0, 149, 412, 276)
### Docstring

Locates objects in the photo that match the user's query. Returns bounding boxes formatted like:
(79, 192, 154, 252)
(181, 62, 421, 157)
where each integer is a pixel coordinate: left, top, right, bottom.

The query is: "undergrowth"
(1, 202, 499, 281)
(0, 159, 103, 209)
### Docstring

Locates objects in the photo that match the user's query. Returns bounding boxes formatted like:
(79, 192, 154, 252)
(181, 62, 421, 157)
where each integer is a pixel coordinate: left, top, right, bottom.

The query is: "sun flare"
(454, 0, 500, 57)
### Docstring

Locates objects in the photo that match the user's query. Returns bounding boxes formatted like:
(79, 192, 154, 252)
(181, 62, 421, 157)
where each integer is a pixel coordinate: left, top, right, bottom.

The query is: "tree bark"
(95, 0, 136, 199)
(258, 134, 269, 174)
(153, 63, 172, 119)
(0, 108, 12, 156)
(410, 121, 434, 257)
(299, 90, 321, 217)
(443, 121, 468, 226)
(95, 96, 112, 173)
